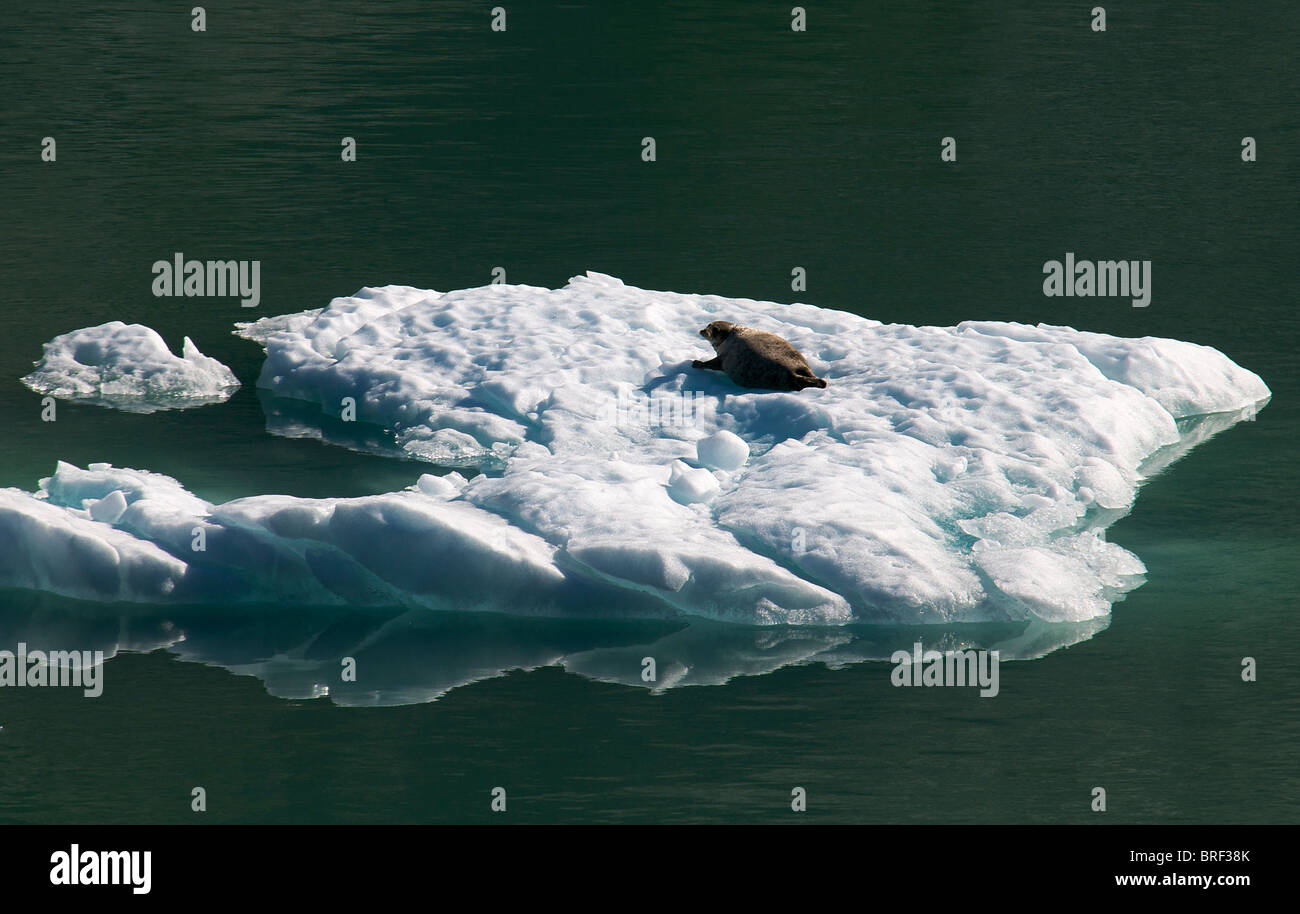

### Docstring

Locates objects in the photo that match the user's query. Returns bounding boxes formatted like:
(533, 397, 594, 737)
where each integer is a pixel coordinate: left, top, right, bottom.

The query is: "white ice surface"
(0, 274, 1269, 626)
(21, 322, 238, 412)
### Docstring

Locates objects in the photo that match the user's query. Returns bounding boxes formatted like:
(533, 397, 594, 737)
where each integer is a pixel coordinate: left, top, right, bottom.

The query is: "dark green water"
(0, 1, 1295, 822)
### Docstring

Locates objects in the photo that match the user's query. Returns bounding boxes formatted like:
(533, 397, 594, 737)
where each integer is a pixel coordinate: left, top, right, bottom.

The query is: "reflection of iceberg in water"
(1138, 402, 1265, 481)
(0, 591, 1109, 707)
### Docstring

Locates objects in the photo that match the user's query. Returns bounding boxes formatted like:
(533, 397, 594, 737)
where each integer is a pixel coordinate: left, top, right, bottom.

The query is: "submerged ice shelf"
(0, 274, 1269, 628)
(21, 321, 239, 413)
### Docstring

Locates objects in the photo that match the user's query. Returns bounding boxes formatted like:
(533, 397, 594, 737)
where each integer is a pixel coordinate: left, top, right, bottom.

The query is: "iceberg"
(0, 274, 1268, 631)
(223, 272, 1264, 623)
(21, 321, 239, 413)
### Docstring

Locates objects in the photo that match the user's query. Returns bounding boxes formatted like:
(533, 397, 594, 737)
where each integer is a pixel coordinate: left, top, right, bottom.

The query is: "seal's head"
(700, 320, 736, 347)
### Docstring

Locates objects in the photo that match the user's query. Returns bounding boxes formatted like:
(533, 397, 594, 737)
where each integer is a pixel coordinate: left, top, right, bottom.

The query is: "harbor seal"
(692, 320, 828, 391)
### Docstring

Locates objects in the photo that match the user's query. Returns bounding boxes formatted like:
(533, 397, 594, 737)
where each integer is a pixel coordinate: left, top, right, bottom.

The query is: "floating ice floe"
(0, 274, 1269, 630)
(21, 321, 239, 413)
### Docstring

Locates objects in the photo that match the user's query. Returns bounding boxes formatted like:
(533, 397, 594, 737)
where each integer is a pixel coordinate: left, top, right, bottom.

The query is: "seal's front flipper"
(693, 356, 723, 370)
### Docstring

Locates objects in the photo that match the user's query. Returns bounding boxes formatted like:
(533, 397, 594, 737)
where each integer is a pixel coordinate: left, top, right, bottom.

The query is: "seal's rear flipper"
(793, 373, 828, 390)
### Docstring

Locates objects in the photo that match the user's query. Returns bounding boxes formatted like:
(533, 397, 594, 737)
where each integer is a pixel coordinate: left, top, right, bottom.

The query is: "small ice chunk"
(88, 490, 128, 524)
(934, 455, 968, 482)
(21, 322, 239, 413)
(667, 460, 720, 505)
(415, 473, 466, 498)
(1075, 458, 1132, 510)
(696, 430, 749, 471)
